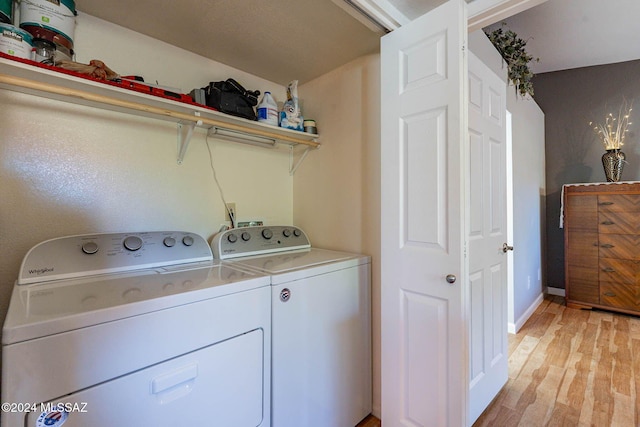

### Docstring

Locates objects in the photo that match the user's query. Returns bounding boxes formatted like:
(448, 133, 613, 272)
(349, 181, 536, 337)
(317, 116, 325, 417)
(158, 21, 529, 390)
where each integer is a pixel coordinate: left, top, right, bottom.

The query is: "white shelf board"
(0, 56, 320, 149)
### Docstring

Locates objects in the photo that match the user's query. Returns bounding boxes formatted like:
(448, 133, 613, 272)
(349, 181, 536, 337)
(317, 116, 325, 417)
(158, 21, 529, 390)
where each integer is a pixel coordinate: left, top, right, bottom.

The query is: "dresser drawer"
(599, 258, 640, 284)
(600, 282, 640, 311)
(566, 231, 598, 266)
(598, 194, 640, 212)
(598, 211, 640, 234)
(567, 264, 599, 282)
(565, 195, 598, 230)
(599, 234, 640, 260)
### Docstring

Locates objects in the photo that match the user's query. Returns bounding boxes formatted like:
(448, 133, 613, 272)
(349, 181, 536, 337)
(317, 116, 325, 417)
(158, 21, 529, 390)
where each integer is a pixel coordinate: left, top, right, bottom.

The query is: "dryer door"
(26, 329, 266, 427)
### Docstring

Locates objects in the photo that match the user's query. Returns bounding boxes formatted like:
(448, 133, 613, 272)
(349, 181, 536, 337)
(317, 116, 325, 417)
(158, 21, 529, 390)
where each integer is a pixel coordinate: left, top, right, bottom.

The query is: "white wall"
(296, 54, 381, 416)
(0, 14, 292, 321)
(507, 90, 546, 331)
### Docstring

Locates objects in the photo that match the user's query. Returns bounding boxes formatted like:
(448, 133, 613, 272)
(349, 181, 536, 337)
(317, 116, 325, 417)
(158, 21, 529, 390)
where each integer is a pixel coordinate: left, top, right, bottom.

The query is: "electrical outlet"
(225, 203, 236, 222)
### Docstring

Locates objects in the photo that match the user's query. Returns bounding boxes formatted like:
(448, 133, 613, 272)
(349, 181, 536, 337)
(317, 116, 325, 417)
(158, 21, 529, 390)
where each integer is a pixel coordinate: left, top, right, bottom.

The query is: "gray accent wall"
(533, 60, 640, 289)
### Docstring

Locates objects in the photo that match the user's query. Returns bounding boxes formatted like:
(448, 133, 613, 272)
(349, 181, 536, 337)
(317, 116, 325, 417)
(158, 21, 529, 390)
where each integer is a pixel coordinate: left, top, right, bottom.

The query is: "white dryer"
(2, 231, 271, 427)
(211, 225, 372, 427)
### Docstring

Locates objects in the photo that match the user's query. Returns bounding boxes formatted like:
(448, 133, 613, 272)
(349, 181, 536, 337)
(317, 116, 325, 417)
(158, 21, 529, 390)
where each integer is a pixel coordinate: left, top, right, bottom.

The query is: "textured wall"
(533, 59, 640, 288)
(296, 54, 381, 416)
(0, 14, 293, 325)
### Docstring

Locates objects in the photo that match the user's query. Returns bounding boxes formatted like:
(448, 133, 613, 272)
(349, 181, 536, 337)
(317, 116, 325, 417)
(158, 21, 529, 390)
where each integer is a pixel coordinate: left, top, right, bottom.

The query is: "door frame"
(352, 0, 549, 32)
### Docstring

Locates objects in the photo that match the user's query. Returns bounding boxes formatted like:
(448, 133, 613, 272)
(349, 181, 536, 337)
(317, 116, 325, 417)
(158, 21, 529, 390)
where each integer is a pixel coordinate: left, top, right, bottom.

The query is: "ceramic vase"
(601, 149, 625, 182)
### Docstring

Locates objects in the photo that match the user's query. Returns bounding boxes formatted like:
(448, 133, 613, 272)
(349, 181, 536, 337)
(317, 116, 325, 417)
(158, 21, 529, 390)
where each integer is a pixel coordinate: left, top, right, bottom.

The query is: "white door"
(380, 1, 468, 426)
(467, 51, 508, 424)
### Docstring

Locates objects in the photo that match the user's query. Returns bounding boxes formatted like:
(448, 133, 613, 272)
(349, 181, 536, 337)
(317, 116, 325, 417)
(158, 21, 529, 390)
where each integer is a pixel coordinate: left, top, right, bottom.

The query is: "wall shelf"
(0, 56, 320, 172)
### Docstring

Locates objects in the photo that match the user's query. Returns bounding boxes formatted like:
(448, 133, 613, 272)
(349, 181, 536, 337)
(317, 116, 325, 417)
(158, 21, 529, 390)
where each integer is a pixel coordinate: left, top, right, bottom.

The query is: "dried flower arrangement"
(485, 23, 538, 97)
(589, 100, 633, 150)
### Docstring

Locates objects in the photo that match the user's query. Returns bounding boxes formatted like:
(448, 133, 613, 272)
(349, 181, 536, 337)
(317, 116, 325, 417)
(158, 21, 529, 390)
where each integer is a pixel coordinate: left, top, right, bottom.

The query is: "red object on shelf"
(114, 78, 193, 103)
(20, 25, 73, 50)
(0, 52, 214, 110)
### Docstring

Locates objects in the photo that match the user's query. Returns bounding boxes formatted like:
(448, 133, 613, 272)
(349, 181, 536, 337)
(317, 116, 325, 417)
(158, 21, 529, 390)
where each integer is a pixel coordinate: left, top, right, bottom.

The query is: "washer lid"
(231, 248, 370, 284)
(2, 263, 269, 345)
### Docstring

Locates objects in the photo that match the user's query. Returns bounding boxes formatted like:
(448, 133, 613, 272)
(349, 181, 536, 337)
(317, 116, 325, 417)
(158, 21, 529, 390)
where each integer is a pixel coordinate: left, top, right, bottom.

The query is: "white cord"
(205, 135, 236, 228)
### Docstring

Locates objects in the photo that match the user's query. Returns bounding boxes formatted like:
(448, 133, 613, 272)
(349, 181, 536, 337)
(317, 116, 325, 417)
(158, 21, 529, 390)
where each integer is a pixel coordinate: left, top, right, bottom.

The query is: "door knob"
(446, 274, 456, 284)
(502, 243, 514, 253)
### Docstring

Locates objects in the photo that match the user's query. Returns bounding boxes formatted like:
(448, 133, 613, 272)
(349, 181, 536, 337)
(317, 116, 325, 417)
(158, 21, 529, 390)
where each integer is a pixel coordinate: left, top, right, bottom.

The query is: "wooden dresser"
(564, 182, 640, 315)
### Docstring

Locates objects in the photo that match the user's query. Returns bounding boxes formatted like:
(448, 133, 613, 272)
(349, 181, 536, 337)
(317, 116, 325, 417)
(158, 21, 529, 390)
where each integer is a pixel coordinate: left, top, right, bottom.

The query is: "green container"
(0, 23, 34, 60)
(0, 0, 12, 24)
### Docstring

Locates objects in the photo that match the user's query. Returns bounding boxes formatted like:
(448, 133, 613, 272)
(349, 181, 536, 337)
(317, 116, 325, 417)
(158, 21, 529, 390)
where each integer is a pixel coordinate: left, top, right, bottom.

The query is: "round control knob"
(282, 229, 291, 237)
(227, 233, 238, 243)
(241, 232, 251, 241)
(182, 235, 195, 246)
(123, 287, 141, 300)
(262, 229, 273, 239)
(81, 295, 98, 306)
(123, 236, 143, 251)
(82, 241, 99, 254)
(163, 237, 176, 247)
(293, 229, 301, 237)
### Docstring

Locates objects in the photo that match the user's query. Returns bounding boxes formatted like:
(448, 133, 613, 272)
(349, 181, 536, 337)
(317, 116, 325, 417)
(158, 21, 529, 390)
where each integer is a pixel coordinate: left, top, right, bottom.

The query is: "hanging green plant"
(485, 23, 539, 97)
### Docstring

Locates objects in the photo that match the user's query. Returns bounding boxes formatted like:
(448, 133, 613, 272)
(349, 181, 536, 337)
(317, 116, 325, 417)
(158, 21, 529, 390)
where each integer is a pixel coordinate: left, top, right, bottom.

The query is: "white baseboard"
(508, 292, 544, 334)
(546, 286, 566, 297)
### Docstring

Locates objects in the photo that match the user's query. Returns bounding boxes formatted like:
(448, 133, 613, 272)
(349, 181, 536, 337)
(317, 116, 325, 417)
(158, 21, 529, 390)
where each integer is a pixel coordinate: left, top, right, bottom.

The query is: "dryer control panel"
(19, 231, 213, 285)
(211, 226, 310, 259)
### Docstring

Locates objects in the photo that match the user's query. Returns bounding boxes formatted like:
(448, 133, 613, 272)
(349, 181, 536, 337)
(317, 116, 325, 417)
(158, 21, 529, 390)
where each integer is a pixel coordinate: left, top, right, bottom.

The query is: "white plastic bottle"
(257, 91, 278, 126)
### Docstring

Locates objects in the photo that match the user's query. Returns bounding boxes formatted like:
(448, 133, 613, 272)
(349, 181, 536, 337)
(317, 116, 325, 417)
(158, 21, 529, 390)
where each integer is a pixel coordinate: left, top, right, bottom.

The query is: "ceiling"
(76, 0, 382, 86)
(390, 0, 640, 75)
(383, 0, 448, 18)
(488, 0, 640, 75)
(75, 0, 640, 86)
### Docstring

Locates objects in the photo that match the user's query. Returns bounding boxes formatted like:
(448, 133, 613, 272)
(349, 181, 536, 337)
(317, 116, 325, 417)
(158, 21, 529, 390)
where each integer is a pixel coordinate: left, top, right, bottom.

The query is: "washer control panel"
(19, 231, 213, 285)
(211, 226, 310, 259)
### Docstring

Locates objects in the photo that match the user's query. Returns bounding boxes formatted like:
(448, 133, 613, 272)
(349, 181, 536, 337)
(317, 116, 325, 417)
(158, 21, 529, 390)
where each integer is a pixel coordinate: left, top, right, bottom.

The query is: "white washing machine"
(211, 225, 372, 427)
(2, 231, 271, 427)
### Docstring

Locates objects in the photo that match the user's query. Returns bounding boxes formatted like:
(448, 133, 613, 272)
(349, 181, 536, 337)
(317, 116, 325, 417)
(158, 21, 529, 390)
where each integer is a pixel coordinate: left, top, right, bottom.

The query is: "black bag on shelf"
(203, 78, 260, 121)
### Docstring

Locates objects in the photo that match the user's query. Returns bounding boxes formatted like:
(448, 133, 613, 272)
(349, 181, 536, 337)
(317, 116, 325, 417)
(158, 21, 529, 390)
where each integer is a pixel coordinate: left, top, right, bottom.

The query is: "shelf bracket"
(177, 114, 202, 164)
(289, 145, 314, 176)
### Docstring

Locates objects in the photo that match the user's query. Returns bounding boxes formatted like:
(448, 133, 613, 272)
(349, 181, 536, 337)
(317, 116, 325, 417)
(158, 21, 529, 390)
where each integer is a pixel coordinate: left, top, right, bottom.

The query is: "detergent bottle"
(257, 91, 278, 126)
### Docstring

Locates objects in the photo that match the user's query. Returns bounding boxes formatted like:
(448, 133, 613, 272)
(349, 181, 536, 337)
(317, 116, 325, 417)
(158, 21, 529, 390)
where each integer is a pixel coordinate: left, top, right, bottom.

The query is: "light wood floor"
(474, 295, 640, 426)
(358, 295, 640, 427)
(357, 414, 381, 427)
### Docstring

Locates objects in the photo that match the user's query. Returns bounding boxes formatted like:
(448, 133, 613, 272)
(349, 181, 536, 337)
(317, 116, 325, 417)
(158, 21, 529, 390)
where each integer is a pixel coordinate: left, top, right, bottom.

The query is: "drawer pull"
(602, 267, 616, 273)
(600, 244, 615, 248)
(601, 221, 615, 225)
(599, 202, 614, 206)
(603, 291, 617, 297)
